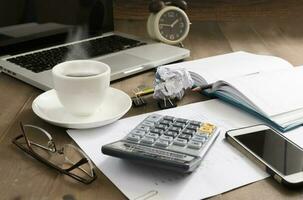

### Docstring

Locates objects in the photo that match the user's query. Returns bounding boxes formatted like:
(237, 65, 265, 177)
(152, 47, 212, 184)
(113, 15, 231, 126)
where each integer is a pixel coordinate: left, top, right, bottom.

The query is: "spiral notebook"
(165, 51, 303, 132)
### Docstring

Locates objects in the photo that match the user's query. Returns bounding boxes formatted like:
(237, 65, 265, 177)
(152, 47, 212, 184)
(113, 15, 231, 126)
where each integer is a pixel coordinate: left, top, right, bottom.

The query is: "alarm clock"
(147, 0, 190, 45)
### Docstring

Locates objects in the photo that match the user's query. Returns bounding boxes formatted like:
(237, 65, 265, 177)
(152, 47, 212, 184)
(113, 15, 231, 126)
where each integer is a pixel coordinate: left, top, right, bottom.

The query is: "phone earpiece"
(149, 0, 187, 13)
(149, 0, 165, 13)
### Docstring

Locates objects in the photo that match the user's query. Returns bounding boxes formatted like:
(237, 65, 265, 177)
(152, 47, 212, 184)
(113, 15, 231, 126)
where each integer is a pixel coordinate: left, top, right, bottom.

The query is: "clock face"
(158, 10, 187, 41)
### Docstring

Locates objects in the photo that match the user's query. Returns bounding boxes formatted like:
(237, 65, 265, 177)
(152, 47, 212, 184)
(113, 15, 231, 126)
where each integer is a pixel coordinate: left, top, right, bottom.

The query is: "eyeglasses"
(12, 122, 96, 184)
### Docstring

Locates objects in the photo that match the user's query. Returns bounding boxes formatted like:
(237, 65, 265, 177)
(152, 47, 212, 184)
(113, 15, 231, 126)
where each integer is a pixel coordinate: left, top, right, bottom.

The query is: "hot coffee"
(52, 60, 111, 116)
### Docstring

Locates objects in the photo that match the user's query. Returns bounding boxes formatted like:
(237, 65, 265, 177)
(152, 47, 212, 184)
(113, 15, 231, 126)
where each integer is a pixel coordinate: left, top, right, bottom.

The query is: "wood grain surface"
(114, 0, 303, 21)
(2, 18, 303, 199)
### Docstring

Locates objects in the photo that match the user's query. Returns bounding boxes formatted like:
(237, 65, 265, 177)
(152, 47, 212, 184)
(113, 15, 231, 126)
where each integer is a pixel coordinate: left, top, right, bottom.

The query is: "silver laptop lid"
(0, 0, 114, 56)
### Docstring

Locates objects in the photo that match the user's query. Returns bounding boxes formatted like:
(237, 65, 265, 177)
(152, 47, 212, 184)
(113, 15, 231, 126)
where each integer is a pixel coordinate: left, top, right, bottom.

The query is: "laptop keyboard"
(7, 35, 147, 73)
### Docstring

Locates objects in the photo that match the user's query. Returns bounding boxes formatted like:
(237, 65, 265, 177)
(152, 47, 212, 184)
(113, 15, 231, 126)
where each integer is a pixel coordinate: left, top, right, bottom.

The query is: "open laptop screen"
(0, 0, 114, 55)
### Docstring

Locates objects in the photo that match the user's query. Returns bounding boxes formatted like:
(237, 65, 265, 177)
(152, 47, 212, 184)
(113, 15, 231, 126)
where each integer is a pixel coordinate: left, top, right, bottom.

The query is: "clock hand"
(171, 19, 179, 27)
(159, 24, 171, 27)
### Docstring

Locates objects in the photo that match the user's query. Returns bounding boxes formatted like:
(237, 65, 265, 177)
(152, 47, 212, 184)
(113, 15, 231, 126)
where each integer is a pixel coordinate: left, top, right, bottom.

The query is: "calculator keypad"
(124, 114, 218, 156)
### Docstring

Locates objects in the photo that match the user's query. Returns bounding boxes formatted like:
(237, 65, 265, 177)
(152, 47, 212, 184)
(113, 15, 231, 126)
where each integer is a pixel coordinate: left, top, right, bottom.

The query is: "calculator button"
(140, 137, 155, 144)
(178, 134, 192, 141)
(146, 133, 159, 139)
(131, 130, 146, 137)
(189, 121, 201, 126)
(173, 138, 187, 147)
(187, 141, 202, 150)
(168, 127, 181, 133)
(159, 120, 172, 126)
(195, 132, 209, 138)
(176, 118, 188, 124)
(136, 125, 150, 132)
(160, 135, 173, 142)
(173, 122, 185, 128)
(192, 136, 207, 143)
(141, 121, 155, 127)
(186, 125, 198, 131)
(145, 114, 163, 123)
(127, 134, 140, 142)
(163, 116, 175, 122)
(150, 128, 164, 135)
(198, 123, 216, 135)
(182, 129, 195, 136)
(155, 124, 167, 130)
(164, 131, 178, 138)
(155, 139, 169, 147)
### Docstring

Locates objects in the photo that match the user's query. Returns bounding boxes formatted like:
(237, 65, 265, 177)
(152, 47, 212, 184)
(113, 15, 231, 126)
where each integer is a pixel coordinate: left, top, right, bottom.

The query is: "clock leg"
(179, 42, 184, 48)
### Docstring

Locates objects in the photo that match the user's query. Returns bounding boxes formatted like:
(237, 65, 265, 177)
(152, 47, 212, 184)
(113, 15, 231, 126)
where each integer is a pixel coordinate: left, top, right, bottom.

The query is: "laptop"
(0, 0, 190, 91)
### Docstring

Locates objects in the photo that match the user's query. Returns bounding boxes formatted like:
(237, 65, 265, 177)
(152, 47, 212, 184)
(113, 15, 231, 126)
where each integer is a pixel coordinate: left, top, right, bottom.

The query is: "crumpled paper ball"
(153, 66, 194, 100)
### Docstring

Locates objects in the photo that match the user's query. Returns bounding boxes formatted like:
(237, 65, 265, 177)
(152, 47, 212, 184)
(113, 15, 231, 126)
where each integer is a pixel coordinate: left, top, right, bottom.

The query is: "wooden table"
(1, 19, 303, 200)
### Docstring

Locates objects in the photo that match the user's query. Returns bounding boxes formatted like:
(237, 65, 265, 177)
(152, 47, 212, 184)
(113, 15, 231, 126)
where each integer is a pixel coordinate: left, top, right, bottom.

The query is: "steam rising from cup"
(63, 0, 105, 62)
(64, 27, 90, 61)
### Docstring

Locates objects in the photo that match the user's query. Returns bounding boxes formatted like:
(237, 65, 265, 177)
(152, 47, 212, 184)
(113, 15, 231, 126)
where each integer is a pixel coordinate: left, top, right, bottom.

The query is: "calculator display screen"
(235, 129, 303, 175)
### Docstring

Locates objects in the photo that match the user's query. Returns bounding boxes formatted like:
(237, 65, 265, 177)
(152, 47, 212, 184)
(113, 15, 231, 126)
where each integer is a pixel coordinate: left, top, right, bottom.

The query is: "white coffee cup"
(52, 60, 111, 116)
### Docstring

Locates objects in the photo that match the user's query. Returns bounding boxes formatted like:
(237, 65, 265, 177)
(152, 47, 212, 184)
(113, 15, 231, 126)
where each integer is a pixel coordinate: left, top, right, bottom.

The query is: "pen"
(135, 88, 154, 96)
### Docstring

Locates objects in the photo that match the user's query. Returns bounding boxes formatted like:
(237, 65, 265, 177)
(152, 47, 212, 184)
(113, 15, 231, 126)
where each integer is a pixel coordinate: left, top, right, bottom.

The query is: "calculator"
(101, 114, 220, 173)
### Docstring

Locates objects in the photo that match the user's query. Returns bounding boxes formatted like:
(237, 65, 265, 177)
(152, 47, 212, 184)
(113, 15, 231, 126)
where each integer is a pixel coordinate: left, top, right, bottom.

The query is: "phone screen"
(235, 129, 303, 175)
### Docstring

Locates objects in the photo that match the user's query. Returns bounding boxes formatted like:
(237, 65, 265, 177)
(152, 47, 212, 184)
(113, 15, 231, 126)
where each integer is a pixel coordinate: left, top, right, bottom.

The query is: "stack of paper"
(68, 100, 270, 200)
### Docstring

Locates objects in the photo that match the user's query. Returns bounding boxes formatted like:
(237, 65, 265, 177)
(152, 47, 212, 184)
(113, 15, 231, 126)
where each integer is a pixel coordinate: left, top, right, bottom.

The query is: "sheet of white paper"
(68, 99, 270, 200)
(224, 66, 303, 117)
(164, 51, 293, 85)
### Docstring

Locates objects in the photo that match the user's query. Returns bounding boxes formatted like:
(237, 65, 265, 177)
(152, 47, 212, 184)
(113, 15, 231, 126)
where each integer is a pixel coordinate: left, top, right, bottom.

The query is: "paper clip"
(157, 97, 176, 109)
(132, 88, 147, 107)
(131, 86, 154, 107)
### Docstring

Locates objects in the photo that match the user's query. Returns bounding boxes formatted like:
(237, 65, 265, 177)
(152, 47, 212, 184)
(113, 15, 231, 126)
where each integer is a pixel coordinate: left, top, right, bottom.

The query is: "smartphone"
(226, 124, 303, 187)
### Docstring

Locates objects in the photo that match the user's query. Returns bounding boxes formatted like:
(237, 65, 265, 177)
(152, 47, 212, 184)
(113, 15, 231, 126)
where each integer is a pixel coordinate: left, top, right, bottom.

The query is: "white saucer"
(32, 87, 132, 129)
